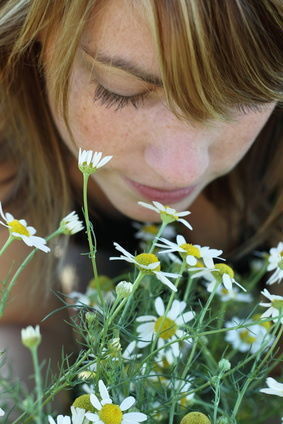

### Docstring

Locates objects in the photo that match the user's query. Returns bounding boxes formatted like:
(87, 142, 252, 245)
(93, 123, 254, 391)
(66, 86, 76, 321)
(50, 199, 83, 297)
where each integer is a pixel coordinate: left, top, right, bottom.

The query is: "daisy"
(133, 222, 176, 241)
(169, 379, 195, 407)
(260, 377, 283, 397)
(136, 297, 195, 364)
(48, 408, 86, 424)
(205, 282, 252, 303)
(156, 235, 223, 267)
(266, 241, 283, 285)
(138, 201, 192, 230)
(259, 289, 283, 323)
(225, 317, 274, 353)
(191, 263, 246, 292)
(85, 380, 147, 424)
(110, 242, 180, 292)
(60, 211, 84, 235)
(0, 202, 50, 252)
(21, 325, 41, 349)
(78, 149, 112, 174)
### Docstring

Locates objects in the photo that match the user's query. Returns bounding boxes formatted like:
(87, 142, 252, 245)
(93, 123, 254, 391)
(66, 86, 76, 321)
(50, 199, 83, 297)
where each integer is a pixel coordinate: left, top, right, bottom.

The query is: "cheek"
(209, 111, 273, 177)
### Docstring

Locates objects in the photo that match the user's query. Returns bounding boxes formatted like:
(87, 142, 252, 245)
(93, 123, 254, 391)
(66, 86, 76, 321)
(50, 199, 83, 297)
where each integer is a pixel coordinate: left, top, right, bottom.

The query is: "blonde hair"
(0, 0, 282, 262)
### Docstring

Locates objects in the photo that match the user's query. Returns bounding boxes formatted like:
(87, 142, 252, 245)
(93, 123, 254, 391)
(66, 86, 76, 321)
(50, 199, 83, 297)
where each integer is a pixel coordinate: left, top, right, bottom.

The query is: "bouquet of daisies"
(0, 150, 282, 424)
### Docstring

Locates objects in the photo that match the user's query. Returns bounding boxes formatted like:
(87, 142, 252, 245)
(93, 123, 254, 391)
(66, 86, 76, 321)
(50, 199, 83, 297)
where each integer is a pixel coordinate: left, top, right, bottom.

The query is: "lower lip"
(125, 178, 196, 204)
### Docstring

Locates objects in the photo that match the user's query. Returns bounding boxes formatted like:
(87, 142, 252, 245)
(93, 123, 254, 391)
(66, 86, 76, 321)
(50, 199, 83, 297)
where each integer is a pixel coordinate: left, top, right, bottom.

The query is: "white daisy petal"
(120, 396, 136, 411)
(90, 394, 102, 410)
(155, 297, 165, 316)
(123, 412, 147, 422)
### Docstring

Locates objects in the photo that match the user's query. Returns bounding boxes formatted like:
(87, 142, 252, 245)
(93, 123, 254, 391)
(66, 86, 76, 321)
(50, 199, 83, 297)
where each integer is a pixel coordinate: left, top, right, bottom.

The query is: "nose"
(144, 115, 209, 188)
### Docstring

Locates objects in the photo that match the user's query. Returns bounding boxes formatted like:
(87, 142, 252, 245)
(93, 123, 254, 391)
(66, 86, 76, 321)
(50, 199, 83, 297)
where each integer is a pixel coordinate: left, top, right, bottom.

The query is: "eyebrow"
(81, 46, 163, 87)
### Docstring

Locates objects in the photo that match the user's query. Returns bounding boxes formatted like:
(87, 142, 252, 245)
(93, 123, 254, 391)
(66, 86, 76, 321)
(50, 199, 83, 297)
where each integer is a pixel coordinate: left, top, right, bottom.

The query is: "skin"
(44, 0, 275, 234)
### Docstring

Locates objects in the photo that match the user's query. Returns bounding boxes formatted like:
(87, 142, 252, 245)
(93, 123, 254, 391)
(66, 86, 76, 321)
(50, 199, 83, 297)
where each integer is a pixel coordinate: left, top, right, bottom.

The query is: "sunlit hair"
(0, 0, 282, 268)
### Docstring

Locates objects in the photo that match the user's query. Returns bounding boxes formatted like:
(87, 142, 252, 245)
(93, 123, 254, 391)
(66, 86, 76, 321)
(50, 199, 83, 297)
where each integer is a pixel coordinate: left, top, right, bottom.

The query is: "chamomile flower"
(21, 325, 41, 349)
(48, 407, 86, 424)
(0, 202, 50, 252)
(260, 377, 283, 397)
(78, 149, 112, 174)
(169, 379, 195, 407)
(110, 242, 180, 292)
(136, 297, 195, 364)
(133, 222, 176, 242)
(266, 241, 283, 285)
(0, 408, 4, 416)
(138, 201, 192, 230)
(191, 263, 246, 292)
(85, 380, 147, 424)
(225, 317, 273, 353)
(259, 289, 283, 323)
(156, 235, 223, 267)
(59, 211, 84, 235)
(205, 282, 252, 303)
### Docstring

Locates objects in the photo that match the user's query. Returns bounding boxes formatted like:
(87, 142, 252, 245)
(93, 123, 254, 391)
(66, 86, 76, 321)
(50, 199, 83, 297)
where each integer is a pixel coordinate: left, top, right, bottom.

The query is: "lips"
(125, 177, 196, 204)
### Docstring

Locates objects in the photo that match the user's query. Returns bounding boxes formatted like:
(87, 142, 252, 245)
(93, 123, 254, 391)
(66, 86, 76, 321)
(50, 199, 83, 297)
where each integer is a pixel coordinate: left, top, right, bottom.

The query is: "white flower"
(266, 241, 283, 285)
(260, 377, 283, 397)
(260, 289, 283, 323)
(0, 408, 4, 416)
(138, 201, 192, 230)
(85, 380, 147, 424)
(116, 281, 133, 298)
(225, 318, 273, 353)
(136, 297, 195, 364)
(169, 379, 195, 406)
(78, 149, 112, 174)
(48, 416, 70, 424)
(49, 408, 86, 424)
(205, 282, 252, 303)
(133, 222, 176, 241)
(60, 211, 84, 235)
(191, 263, 246, 292)
(0, 202, 50, 252)
(21, 325, 41, 349)
(156, 235, 223, 267)
(110, 242, 180, 292)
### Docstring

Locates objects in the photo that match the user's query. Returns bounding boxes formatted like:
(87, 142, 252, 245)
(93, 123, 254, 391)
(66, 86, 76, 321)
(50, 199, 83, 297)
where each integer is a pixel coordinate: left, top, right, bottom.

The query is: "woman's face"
(45, 0, 275, 223)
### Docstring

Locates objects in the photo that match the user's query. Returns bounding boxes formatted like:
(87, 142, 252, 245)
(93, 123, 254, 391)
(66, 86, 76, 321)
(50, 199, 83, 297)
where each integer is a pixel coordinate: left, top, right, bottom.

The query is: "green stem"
(31, 347, 43, 424)
(0, 229, 61, 317)
(82, 174, 103, 305)
(148, 222, 167, 253)
(0, 234, 14, 256)
(231, 320, 283, 420)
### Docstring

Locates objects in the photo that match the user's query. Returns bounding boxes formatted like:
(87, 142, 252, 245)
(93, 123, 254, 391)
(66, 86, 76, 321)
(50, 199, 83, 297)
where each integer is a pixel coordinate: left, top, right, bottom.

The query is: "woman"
(0, 0, 282, 415)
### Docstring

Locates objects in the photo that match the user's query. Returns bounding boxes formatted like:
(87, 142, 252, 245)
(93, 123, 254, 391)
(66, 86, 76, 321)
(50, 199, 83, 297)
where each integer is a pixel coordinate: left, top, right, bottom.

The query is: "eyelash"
(93, 84, 150, 111)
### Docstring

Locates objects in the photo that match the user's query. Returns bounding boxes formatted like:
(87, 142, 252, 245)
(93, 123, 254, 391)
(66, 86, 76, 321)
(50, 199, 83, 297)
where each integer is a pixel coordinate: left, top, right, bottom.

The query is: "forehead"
(81, 0, 160, 76)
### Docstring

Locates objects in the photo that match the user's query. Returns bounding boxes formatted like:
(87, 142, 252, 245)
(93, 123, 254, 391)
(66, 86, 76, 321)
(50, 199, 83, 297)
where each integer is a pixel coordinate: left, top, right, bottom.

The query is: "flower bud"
(72, 394, 96, 412)
(116, 281, 133, 298)
(85, 312, 96, 324)
(180, 412, 211, 424)
(218, 358, 231, 372)
(21, 325, 41, 349)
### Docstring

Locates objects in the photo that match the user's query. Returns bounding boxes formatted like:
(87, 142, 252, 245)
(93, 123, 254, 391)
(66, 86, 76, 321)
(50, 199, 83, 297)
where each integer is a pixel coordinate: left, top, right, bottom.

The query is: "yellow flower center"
(239, 330, 256, 344)
(135, 253, 160, 272)
(180, 411, 211, 424)
(154, 316, 177, 339)
(143, 224, 158, 235)
(160, 208, 178, 223)
(88, 275, 114, 292)
(252, 314, 271, 331)
(271, 299, 283, 309)
(214, 263, 234, 278)
(72, 394, 96, 412)
(99, 404, 123, 424)
(8, 220, 30, 236)
(179, 243, 201, 258)
(220, 288, 229, 295)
